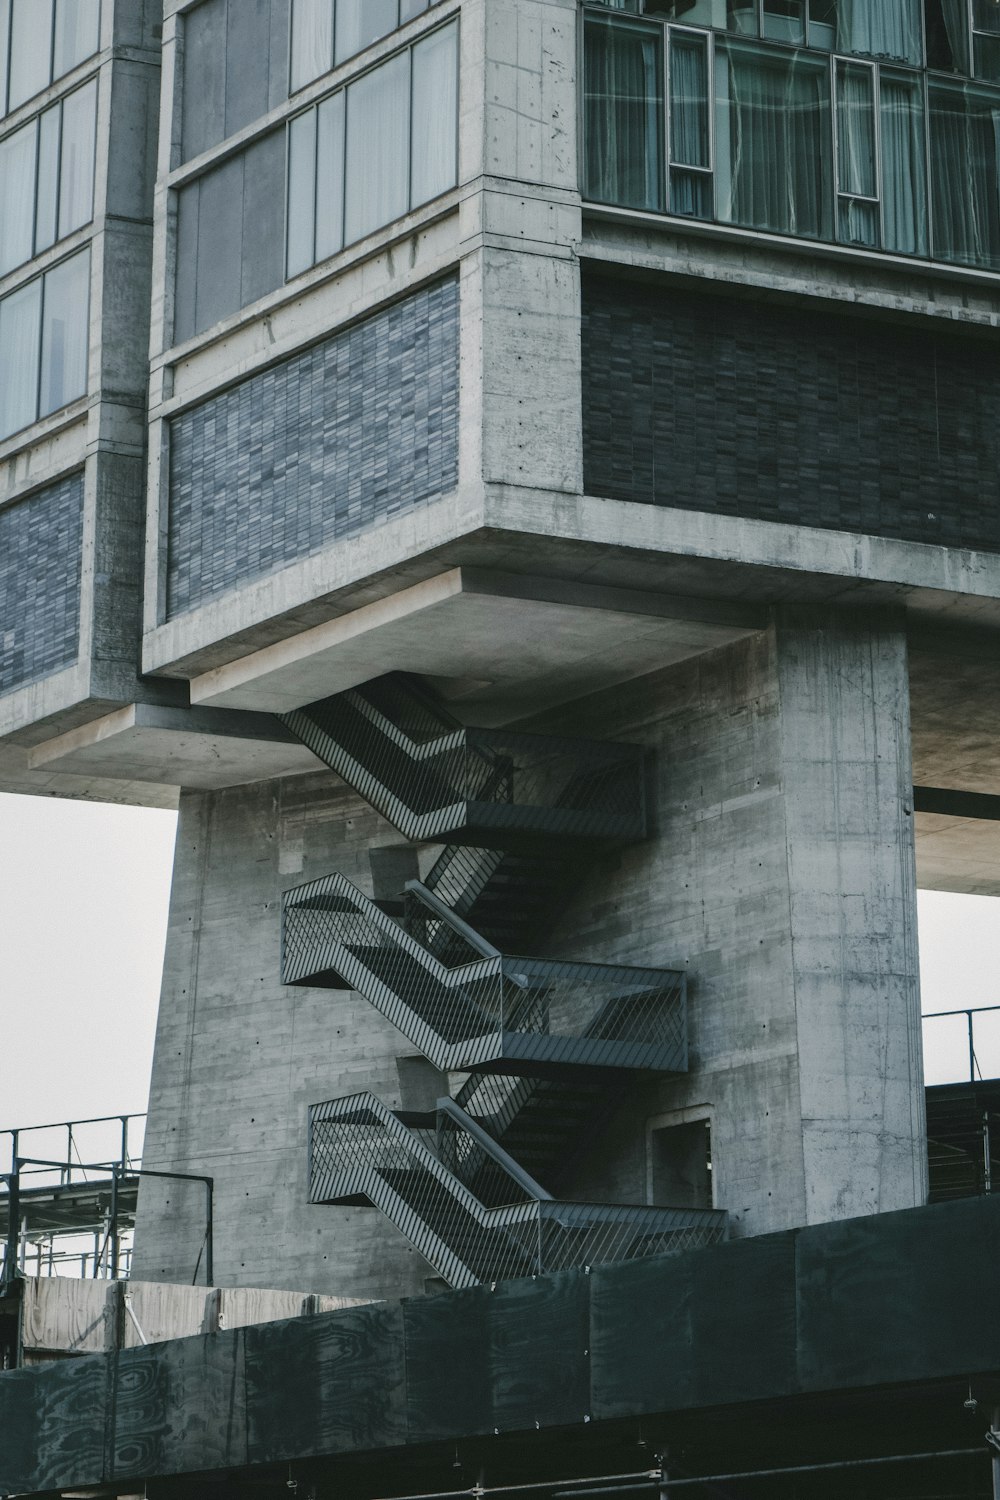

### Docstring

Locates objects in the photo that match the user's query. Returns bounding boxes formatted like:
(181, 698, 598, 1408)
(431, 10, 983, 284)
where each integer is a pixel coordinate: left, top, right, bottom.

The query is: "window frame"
(287, 0, 448, 98)
(0, 245, 91, 444)
(0, 77, 98, 279)
(284, 14, 459, 282)
(0, 0, 101, 121)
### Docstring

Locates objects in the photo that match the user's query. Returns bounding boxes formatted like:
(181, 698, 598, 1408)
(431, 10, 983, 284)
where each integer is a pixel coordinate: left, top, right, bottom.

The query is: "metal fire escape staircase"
(282, 675, 728, 1286)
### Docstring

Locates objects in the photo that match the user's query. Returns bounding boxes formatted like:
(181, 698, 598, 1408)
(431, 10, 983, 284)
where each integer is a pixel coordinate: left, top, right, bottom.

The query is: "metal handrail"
(923, 1004, 1000, 1084)
(309, 1092, 727, 1290)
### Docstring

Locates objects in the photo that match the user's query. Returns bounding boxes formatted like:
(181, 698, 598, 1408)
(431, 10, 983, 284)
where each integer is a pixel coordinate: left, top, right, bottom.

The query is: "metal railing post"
(3, 1166, 18, 1289)
(110, 1166, 120, 1278)
(969, 1010, 977, 1084)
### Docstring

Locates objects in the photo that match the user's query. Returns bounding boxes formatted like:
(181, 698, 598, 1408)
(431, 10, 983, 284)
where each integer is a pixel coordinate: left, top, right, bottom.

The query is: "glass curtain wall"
(583, 7, 1000, 271)
(0, 81, 97, 277)
(287, 20, 457, 276)
(290, 0, 443, 92)
(0, 0, 100, 118)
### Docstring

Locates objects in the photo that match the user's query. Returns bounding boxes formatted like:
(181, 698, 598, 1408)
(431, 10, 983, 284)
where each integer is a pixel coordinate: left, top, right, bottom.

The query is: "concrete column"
(774, 606, 927, 1222)
(542, 608, 926, 1238)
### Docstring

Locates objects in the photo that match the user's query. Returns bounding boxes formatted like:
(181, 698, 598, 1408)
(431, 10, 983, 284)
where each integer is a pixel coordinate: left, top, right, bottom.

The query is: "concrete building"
(3, 0, 1000, 1494)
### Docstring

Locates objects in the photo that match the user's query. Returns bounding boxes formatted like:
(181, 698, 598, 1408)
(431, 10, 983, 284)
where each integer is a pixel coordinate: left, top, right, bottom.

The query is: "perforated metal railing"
(309, 1094, 728, 1290)
(281, 673, 647, 847)
(283, 874, 688, 1073)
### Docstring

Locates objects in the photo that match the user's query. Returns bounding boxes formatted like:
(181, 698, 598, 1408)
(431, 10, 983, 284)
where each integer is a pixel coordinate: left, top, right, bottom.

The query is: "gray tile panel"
(166, 276, 459, 616)
(0, 472, 83, 695)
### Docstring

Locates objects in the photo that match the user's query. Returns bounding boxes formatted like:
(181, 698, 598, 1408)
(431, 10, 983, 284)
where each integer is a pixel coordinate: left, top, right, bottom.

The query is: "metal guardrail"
(309, 1093, 727, 1290)
(283, 873, 687, 1073)
(923, 1004, 1000, 1086)
(281, 673, 647, 848)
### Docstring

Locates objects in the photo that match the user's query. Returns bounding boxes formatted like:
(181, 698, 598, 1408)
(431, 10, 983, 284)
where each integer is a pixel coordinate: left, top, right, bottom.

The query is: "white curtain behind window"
(880, 70, 927, 255)
(834, 0, 921, 64)
(53, 0, 101, 77)
(344, 52, 409, 244)
(411, 21, 457, 208)
(8, 0, 52, 111)
(59, 82, 98, 238)
(0, 121, 36, 276)
(335, 0, 398, 65)
(290, 0, 334, 92)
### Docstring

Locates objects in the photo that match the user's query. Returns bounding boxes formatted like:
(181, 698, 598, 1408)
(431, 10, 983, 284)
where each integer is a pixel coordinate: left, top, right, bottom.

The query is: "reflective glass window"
(335, 0, 398, 65)
(715, 39, 832, 240)
(286, 107, 317, 275)
(35, 103, 61, 251)
(879, 68, 927, 254)
(0, 119, 36, 274)
(290, 0, 333, 91)
(928, 77, 1000, 269)
(925, 0, 970, 71)
(411, 20, 458, 206)
(0, 7, 10, 117)
(39, 248, 89, 417)
(315, 90, 345, 259)
(583, 16, 664, 210)
(344, 50, 409, 244)
(7, 0, 53, 112)
(0, 278, 41, 439)
(53, 0, 100, 77)
(811, 1, 921, 65)
(59, 79, 97, 237)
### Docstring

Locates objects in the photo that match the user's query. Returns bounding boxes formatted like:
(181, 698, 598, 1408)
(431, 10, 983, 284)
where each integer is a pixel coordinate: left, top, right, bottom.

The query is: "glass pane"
(726, 0, 759, 33)
(975, 31, 1000, 81)
(880, 68, 927, 255)
(40, 248, 90, 416)
(837, 195, 878, 244)
(8, 0, 53, 111)
(762, 0, 805, 44)
(315, 90, 345, 261)
(411, 20, 458, 207)
(715, 39, 832, 240)
(928, 77, 1000, 269)
(400, 0, 430, 19)
(649, 1, 726, 21)
(974, 1010, 1000, 1081)
(344, 50, 409, 243)
(922, 1013, 973, 1085)
(0, 277, 41, 439)
(925, 0, 970, 72)
(289, 0, 333, 92)
(670, 32, 709, 168)
(583, 17, 664, 211)
(286, 107, 317, 276)
(58, 80, 97, 237)
(0, 2, 11, 117)
(976, 0, 1000, 32)
(0, 118, 36, 275)
(835, 59, 875, 197)
(827, 0, 922, 64)
(807, 0, 836, 49)
(53, 0, 100, 78)
(35, 103, 60, 252)
(335, 0, 398, 66)
(670, 166, 712, 215)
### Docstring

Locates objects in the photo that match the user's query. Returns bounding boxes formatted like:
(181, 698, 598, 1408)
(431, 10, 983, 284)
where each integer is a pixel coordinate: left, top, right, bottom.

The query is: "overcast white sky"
(0, 791, 997, 1141)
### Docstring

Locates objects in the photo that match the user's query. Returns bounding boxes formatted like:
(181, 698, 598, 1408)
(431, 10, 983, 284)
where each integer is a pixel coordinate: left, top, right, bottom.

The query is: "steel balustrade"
(309, 1094, 727, 1290)
(283, 671, 727, 1287)
(282, 873, 688, 1074)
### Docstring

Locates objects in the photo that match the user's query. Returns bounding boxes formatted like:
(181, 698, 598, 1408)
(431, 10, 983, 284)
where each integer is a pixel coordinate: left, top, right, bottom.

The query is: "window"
(0, 0, 100, 118)
(715, 38, 833, 240)
(0, 248, 89, 441)
(583, 8, 1000, 272)
(0, 81, 97, 278)
(180, 0, 290, 164)
(286, 20, 458, 277)
(584, 14, 664, 209)
(290, 0, 444, 92)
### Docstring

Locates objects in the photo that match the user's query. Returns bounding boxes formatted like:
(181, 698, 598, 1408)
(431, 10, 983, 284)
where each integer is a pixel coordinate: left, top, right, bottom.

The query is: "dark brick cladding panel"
(582, 273, 1000, 553)
(167, 276, 460, 617)
(0, 474, 83, 695)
